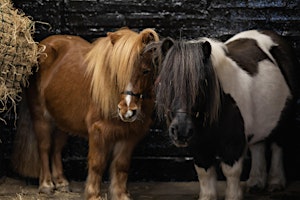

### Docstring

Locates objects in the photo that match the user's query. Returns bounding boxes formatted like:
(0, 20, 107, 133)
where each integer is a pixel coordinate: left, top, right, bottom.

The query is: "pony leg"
(246, 142, 267, 191)
(109, 137, 141, 200)
(194, 165, 217, 200)
(51, 130, 69, 192)
(33, 118, 55, 194)
(267, 142, 286, 191)
(221, 158, 243, 200)
(85, 123, 111, 200)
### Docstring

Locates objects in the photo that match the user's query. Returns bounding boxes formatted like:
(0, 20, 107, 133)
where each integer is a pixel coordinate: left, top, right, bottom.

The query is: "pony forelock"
(156, 39, 221, 124)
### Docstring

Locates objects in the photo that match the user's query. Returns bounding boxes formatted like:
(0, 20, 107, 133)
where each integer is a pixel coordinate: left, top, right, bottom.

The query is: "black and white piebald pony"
(155, 30, 299, 200)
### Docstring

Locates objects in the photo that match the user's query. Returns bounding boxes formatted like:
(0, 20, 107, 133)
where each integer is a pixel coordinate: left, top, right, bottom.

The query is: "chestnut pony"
(12, 28, 159, 200)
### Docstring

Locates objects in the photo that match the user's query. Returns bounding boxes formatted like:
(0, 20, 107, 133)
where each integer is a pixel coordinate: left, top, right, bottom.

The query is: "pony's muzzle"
(169, 121, 193, 147)
(118, 103, 138, 122)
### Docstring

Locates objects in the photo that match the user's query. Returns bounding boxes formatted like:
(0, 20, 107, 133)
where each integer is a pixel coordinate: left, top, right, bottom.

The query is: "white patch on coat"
(118, 83, 136, 121)
(247, 143, 267, 189)
(125, 83, 133, 107)
(221, 158, 243, 200)
(194, 165, 217, 200)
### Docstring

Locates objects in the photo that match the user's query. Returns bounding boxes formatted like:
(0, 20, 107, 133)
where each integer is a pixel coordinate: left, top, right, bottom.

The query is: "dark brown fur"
(226, 38, 269, 75)
(118, 43, 157, 123)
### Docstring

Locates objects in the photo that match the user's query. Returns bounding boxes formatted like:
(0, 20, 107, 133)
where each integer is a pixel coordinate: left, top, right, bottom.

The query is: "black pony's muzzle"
(168, 111, 194, 147)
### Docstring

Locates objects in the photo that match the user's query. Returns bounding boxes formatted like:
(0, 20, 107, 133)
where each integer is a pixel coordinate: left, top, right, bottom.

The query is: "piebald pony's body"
(155, 30, 298, 200)
(208, 30, 290, 144)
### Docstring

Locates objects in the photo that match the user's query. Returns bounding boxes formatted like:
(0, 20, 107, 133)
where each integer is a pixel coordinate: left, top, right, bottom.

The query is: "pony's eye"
(165, 110, 174, 121)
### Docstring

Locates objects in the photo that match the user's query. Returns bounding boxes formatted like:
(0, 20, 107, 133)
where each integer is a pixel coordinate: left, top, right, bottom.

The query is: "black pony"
(155, 30, 299, 200)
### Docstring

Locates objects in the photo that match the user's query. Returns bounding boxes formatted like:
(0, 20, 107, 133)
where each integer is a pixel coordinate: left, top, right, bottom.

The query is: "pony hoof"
(87, 196, 102, 200)
(56, 185, 70, 192)
(39, 186, 55, 194)
(246, 185, 265, 193)
(111, 193, 132, 200)
(246, 179, 265, 193)
(267, 184, 285, 192)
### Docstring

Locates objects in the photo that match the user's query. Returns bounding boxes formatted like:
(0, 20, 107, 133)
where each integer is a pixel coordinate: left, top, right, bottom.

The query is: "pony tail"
(11, 93, 40, 178)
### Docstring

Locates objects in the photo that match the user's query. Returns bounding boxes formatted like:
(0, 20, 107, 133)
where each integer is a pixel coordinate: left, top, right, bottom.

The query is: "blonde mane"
(85, 28, 159, 119)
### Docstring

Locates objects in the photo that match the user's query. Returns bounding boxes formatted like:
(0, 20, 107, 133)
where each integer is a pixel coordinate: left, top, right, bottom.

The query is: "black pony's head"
(155, 38, 220, 147)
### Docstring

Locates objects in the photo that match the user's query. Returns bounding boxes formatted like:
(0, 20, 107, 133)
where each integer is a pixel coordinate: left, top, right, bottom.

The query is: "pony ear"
(141, 29, 158, 45)
(107, 31, 122, 45)
(202, 41, 211, 62)
(161, 37, 174, 57)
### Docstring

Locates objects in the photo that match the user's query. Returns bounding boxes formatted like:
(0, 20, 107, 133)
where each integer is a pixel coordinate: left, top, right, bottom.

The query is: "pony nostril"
(118, 102, 123, 109)
(131, 110, 137, 117)
(171, 127, 175, 135)
(187, 128, 193, 138)
(175, 128, 193, 143)
(124, 109, 137, 119)
(170, 125, 178, 137)
(117, 104, 123, 115)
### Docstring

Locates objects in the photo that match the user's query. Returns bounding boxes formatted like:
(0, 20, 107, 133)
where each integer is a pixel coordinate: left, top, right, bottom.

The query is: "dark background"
(1, 0, 300, 183)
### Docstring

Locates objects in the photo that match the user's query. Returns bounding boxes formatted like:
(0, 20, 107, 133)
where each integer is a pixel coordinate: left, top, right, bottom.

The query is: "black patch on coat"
(260, 30, 300, 98)
(190, 93, 246, 169)
(226, 38, 269, 76)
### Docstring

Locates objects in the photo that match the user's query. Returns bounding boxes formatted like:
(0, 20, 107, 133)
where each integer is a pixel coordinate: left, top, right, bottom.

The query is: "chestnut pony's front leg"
(85, 122, 111, 200)
(109, 135, 142, 200)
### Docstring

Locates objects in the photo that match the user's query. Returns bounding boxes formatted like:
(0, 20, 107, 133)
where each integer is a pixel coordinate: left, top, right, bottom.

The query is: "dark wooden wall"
(1, 0, 300, 182)
(11, 1, 300, 49)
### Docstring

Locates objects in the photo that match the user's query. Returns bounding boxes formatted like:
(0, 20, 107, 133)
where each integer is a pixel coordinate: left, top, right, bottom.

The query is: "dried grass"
(10, 193, 109, 200)
(0, 0, 39, 123)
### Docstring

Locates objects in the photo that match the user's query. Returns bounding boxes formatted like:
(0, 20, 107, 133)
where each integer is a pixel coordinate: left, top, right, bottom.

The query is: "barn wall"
(1, 0, 300, 181)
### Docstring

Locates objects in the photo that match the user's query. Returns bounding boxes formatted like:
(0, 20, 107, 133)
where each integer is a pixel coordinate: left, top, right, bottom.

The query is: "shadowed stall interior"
(1, 0, 300, 184)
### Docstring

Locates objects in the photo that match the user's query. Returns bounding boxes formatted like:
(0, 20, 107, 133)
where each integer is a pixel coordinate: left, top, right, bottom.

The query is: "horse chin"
(172, 140, 189, 148)
(119, 115, 137, 123)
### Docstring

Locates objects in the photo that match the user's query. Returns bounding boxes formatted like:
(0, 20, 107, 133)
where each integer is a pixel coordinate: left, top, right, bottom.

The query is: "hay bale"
(0, 0, 39, 122)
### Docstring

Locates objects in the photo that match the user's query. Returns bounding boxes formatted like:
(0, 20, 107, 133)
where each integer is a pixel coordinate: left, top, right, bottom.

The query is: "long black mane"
(155, 39, 221, 124)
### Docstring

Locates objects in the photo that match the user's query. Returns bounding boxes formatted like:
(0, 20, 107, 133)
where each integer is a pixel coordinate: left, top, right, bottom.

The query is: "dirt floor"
(1, 177, 300, 200)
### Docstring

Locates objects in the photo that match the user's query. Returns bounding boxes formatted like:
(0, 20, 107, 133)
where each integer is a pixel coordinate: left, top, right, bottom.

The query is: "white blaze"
(125, 83, 133, 107)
